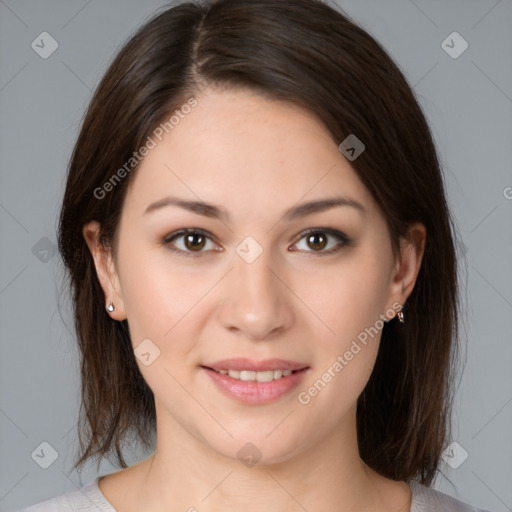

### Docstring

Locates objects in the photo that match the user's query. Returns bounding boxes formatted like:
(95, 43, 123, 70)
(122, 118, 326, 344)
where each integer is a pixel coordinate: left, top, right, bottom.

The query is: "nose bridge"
(236, 245, 276, 299)
(217, 239, 293, 339)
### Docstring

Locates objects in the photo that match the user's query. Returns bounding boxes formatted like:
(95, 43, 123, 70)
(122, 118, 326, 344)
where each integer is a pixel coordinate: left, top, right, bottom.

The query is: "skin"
(83, 86, 426, 512)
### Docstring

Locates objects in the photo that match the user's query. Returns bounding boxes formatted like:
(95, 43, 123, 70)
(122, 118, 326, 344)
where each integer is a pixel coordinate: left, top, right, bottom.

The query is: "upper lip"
(203, 358, 309, 372)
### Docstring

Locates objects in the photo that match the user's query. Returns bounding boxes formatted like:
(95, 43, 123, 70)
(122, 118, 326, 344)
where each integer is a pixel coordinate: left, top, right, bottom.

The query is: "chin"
(205, 430, 304, 468)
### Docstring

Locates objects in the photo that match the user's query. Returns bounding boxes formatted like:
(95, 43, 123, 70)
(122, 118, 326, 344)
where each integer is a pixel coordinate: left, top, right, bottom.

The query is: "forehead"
(123, 87, 376, 221)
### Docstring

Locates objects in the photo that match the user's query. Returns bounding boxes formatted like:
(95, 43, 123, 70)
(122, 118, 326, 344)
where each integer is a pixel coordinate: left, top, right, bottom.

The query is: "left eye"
(291, 229, 350, 255)
(163, 228, 351, 257)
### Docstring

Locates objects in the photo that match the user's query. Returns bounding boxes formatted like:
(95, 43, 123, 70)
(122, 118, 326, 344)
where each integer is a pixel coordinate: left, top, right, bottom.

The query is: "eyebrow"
(143, 195, 365, 221)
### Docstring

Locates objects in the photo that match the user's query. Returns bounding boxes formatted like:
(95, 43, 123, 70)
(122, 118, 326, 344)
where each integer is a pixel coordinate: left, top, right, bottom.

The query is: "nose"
(216, 247, 294, 341)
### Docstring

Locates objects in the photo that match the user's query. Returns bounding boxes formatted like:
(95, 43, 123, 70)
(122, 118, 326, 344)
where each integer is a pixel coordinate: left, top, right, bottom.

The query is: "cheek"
(119, 260, 207, 404)
(304, 251, 391, 347)
(296, 291, 383, 422)
(118, 245, 207, 357)
(294, 248, 391, 400)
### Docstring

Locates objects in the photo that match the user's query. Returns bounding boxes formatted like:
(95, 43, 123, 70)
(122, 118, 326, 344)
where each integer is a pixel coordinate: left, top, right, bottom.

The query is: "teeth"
(216, 368, 298, 381)
(256, 371, 274, 382)
(240, 370, 256, 381)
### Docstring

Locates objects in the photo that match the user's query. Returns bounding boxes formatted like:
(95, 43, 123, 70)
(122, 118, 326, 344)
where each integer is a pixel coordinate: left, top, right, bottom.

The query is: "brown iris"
(184, 233, 207, 251)
(306, 232, 327, 251)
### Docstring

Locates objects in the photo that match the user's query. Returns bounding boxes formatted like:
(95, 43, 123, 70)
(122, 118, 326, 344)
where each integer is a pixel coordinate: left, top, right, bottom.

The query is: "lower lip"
(202, 367, 309, 405)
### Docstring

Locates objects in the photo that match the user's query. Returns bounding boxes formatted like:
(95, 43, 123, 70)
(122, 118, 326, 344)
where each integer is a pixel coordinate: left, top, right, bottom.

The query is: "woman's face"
(87, 87, 422, 464)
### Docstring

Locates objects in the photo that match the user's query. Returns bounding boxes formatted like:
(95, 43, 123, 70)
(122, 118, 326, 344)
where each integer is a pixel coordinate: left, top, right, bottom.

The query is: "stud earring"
(397, 306, 404, 324)
(106, 302, 115, 313)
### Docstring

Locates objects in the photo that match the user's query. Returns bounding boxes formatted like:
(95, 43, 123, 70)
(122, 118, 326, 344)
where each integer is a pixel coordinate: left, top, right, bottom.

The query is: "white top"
(13, 476, 494, 511)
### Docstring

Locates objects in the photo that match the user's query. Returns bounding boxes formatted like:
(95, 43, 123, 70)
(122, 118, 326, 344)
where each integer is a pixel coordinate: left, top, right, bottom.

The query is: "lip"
(201, 358, 310, 405)
(203, 358, 309, 372)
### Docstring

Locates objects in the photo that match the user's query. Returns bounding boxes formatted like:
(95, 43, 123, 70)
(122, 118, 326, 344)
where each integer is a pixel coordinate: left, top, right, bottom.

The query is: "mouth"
(203, 367, 306, 382)
(200, 358, 310, 405)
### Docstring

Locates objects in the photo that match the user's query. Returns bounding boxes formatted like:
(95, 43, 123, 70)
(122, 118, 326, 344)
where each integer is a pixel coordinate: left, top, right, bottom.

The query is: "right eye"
(162, 228, 221, 257)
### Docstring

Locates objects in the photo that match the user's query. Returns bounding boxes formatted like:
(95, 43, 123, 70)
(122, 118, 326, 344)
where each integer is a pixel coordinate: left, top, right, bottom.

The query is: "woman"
(17, 0, 493, 510)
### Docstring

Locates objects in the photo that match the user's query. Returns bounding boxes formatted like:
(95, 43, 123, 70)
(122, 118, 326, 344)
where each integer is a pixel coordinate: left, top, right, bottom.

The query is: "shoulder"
(12, 477, 115, 512)
(409, 480, 494, 512)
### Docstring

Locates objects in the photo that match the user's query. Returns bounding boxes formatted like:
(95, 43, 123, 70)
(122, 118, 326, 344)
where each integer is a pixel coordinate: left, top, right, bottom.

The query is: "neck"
(125, 404, 410, 512)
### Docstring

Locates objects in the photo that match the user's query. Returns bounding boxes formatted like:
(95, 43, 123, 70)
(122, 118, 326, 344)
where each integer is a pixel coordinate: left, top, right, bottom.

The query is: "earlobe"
(82, 221, 126, 320)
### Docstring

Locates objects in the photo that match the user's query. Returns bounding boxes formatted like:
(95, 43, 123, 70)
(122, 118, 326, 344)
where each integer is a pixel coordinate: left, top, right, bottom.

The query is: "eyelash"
(162, 228, 352, 258)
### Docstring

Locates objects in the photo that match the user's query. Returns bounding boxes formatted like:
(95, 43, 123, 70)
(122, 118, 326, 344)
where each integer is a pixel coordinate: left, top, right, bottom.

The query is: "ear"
(82, 221, 126, 321)
(385, 222, 426, 317)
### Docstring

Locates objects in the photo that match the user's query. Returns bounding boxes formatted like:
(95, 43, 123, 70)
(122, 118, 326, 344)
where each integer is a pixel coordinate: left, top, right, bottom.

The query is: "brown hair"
(57, 0, 461, 485)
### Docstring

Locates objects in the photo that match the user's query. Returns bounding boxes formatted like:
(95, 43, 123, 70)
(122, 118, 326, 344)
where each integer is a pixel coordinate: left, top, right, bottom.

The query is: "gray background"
(1, 0, 511, 510)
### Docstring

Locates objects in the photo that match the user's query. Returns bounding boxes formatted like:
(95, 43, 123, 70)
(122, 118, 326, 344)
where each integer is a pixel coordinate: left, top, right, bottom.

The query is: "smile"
(211, 369, 295, 382)
(201, 360, 310, 405)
